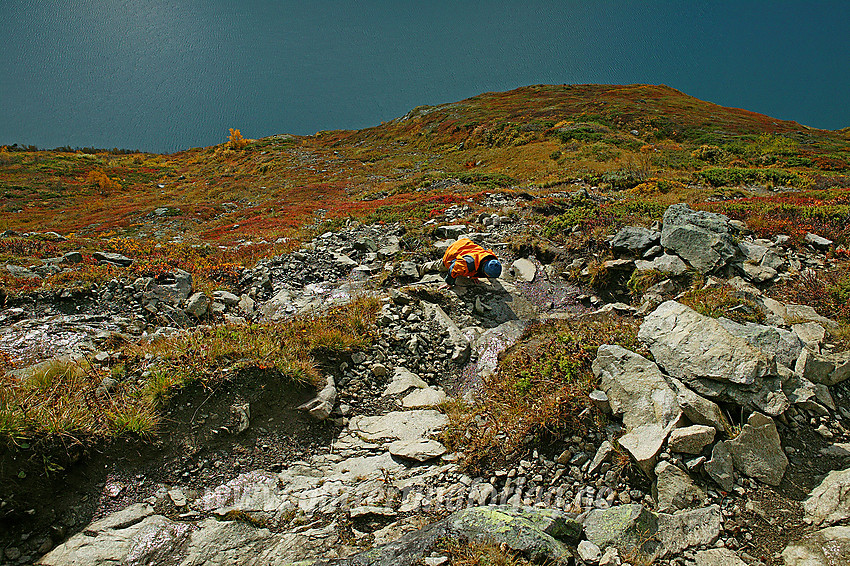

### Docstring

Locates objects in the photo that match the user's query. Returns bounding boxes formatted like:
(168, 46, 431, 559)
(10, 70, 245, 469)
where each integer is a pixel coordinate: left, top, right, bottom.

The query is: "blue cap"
(482, 258, 502, 278)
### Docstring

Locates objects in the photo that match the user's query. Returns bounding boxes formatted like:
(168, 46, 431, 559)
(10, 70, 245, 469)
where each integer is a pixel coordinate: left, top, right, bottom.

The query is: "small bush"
(228, 128, 248, 150)
(84, 169, 121, 194)
(691, 144, 725, 164)
(443, 314, 647, 473)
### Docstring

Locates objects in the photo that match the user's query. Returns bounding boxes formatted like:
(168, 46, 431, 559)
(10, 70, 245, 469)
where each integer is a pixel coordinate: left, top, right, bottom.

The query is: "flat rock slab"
(388, 439, 447, 462)
(638, 300, 775, 385)
(349, 410, 448, 442)
(804, 467, 850, 526)
(335, 505, 581, 566)
(783, 526, 850, 566)
(401, 387, 447, 408)
(384, 367, 428, 396)
(511, 258, 537, 282)
(39, 511, 339, 566)
(657, 505, 722, 558)
(693, 548, 748, 566)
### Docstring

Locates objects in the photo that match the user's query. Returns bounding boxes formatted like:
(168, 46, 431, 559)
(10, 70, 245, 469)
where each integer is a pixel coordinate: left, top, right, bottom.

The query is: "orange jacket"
(442, 238, 497, 283)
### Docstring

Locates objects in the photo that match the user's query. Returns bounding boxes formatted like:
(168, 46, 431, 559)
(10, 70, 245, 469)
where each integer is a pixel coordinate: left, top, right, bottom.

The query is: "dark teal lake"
(2, 1, 849, 153)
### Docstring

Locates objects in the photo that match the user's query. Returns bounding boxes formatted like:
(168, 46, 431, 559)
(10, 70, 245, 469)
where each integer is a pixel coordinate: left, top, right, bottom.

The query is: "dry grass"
(130, 294, 380, 406)
(437, 539, 534, 566)
(678, 286, 767, 324)
(443, 313, 647, 474)
(0, 358, 155, 442)
(0, 296, 380, 443)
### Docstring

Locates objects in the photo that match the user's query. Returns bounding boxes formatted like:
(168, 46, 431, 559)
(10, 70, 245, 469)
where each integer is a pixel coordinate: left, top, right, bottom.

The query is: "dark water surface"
(2, 1, 849, 153)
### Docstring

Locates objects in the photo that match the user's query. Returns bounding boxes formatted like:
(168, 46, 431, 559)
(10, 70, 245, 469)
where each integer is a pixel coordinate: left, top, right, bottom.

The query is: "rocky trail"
(2, 194, 850, 565)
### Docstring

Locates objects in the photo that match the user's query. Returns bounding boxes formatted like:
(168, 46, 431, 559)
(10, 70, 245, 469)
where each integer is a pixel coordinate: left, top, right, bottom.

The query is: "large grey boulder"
(592, 345, 681, 472)
(726, 412, 788, 486)
(654, 461, 708, 513)
(583, 504, 660, 558)
(804, 467, 850, 526)
(92, 251, 133, 267)
(782, 526, 850, 566)
(145, 269, 193, 304)
(5, 264, 40, 279)
(660, 203, 737, 273)
(805, 232, 833, 251)
(185, 292, 210, 318)
(639, 301, 775, 386)
(592, 345, 681, 432)
(717, 318, 802, 370)
(611, 226, 661, 256)
(335, 505, 581, 566)
(656, 505, 722, 558)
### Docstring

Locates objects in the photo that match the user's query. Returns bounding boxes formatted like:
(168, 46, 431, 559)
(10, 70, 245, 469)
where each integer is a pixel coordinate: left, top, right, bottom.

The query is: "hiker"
(422, 238, 502, 288)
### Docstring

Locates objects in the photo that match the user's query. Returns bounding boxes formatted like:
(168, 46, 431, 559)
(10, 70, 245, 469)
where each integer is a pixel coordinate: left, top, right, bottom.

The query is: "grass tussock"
(0, 296, 380, 444)
(626, 268, 667, 298)
(0, 358, 155, 442)
(443, 314, 647, 474)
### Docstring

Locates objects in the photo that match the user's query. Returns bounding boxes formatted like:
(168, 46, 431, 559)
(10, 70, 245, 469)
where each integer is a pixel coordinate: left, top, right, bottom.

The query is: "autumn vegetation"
(2, 84, 849, 447)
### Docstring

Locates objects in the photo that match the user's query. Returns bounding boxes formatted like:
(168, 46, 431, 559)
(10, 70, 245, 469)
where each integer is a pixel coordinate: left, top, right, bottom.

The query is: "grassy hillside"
(1, 83, 849, 294)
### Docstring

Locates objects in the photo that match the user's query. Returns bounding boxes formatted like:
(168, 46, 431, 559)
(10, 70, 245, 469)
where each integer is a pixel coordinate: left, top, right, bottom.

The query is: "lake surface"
(2, 1, 849, 153)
